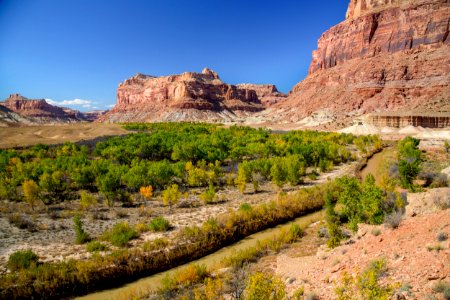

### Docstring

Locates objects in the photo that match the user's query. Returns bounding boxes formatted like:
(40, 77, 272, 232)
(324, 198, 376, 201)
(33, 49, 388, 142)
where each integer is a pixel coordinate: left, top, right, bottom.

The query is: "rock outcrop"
(100, 68, 284, 123)
(235, 84, 287, 107)
(367, 113, 450, 128)
(0, 104, 32, 127)
(267, 0, 450, 124)
(1, 94, 88, 124)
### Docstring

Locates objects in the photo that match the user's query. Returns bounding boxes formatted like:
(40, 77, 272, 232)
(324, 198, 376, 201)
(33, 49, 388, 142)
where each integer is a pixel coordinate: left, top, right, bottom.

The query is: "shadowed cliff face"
(100, 68, 285, 123)
(267, 0, 450, 123)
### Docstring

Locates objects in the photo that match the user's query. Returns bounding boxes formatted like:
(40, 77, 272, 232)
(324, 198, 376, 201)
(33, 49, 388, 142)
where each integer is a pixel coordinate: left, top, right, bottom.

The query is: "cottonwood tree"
(23, 179, 40, 211)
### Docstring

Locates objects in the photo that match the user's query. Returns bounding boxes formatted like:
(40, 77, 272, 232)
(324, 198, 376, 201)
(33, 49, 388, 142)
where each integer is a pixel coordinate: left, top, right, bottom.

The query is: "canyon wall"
(1, 94, 87, 123)
(367, 113, 450, 128)
(101, 68, 283, 123)
(267, 0, 450, 124)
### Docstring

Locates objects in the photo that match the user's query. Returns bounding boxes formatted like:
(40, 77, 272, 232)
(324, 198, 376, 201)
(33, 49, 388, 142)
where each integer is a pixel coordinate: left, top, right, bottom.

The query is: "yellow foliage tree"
(23, 180, 40, 211)
(139, 185, 153, 200)
(244, 272, 286, 300)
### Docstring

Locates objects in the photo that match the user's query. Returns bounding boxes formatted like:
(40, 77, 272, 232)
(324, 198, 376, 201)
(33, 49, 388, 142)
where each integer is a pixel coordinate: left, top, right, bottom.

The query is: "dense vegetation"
(0, 123, 380, 207)
(0, 123, 384, 299)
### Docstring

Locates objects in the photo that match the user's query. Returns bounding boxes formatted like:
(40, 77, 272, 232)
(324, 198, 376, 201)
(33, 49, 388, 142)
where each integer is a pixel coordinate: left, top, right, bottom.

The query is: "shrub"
(86, 241, 108, 253)
(73, 215, 90, 244)
(199, 183, 218, 204)
(139, 185, 153, 200)
(148, 216, 171, 232)
(143, 238, 169, 252)
(432, 281, 450, 300)
(8, 213, 37, 232)
(115, 209, 128, 218)
(433, 194, 450, 209)
(102, 222, 137, 247)
(161, 184, 181, 208)
(335, 258, 397, 300)
(371, 228, 381, 236)
(7, 250, 39, 271)
(293, 287, 305, 299)
(325, 193, 343, 248)
(244, 272, 286, 300)
(437, 232, 448, 242)
(384, 211, 403, 229)
(79, 190, 97, 211)
(239, 203, 252, 213)
(430, 173, 449, 188)
(305, 293, 319, 300)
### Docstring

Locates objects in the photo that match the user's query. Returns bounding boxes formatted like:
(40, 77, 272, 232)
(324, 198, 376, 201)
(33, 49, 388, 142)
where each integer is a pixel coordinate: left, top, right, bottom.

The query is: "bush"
(73, 215, 90, 244)
(161, 184, 181, 208)
(432, 281, 450, 300)
(79, 190, 97, 210)
(86, 241, 108, 253)
(335, 258, 397, 300)
(199, 183, 218, 204)
(148, 217, 172, 232)
(7, 250, 39, 271)
(371, 228, 381, 236)
(244, 272, 286, 300)
(102, 222, 138, 247)
(143, 238, 169, 252)
(437, 232, 448, 242)
(8, 213, 37, 232)
(384, 211, 403, 229)
(433, 194, 450, 209)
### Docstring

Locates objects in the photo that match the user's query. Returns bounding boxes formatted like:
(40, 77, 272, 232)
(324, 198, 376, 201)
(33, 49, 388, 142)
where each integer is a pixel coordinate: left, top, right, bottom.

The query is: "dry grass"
(0, 123, 127, 149)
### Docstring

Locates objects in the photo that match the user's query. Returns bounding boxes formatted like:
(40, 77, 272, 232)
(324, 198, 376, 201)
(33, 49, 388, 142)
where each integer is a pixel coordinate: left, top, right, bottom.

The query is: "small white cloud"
(45, 98, 94, 106)
(107, 104, 115, 108)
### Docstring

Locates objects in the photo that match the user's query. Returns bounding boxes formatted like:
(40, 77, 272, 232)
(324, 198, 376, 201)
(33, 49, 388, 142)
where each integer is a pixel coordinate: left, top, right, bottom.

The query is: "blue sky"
(0, 0, 349, 111)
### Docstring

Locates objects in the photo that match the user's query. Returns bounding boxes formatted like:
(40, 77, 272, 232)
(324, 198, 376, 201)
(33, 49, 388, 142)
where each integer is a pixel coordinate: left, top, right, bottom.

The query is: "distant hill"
(0, 94, 107, 125)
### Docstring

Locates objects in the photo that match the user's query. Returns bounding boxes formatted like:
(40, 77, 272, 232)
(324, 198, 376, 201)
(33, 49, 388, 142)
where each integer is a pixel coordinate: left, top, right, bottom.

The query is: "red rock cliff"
(1, 94, 86, 123)
(101, 68, 283, 123)
(268, 0, 450, 123)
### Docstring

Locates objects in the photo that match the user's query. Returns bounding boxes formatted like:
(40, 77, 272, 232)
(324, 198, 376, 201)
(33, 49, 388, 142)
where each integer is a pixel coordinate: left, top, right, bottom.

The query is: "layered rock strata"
(1, 94, 87, 123)
(367, 113, 450, 128)
(100, 68, 284, 123)
(267, 0, 450, 123)
(235, 84, 287, 107)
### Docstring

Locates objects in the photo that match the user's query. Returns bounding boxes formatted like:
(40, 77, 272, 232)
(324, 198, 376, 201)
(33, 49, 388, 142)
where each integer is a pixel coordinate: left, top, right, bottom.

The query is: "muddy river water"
(77, 211, 324, 300)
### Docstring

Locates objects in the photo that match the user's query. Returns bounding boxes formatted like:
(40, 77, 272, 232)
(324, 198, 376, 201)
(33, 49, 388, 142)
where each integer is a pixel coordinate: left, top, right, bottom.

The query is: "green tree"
(325, 192, 343, 248)
(336, 176, 363, 232)
(244, 272, 286, 300)
(270, 160, 287, 189)
(22, 179, 40, 211)
(236, 162, 251, 194)
(361, 174, 385, 224)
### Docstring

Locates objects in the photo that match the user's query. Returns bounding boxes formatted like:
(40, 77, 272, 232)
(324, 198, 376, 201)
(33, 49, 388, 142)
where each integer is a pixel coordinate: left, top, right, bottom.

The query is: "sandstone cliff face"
(101, 68, 283, 123)
(367, 113, 450, 128)
(268, 0, 450, 124)
(1, 94, 87, 124)
(0, 104, 33, 127)
(235, 84, 287, 107)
